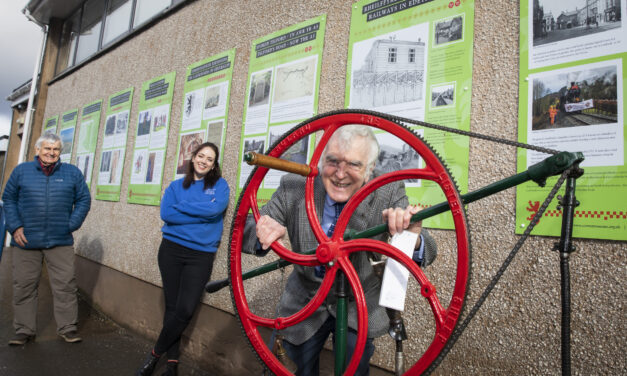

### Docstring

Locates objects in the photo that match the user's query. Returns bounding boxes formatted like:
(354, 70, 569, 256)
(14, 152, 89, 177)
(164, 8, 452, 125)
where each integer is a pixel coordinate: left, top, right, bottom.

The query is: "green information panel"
(517, 0, 626, 240)
(128, 72, 176, 205)
(75, 99, 102, 189)
(345, 0, 475, 229)
(59, 109, 78, 163)
(174, 49, 236, 180)
(236, 15, 327, 203)
(43, 115, 58, 134)
(96, 88, 134, 202)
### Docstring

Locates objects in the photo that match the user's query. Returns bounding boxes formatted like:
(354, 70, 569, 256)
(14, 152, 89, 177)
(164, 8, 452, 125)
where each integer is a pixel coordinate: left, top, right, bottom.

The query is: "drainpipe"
(6, 8, 48, 247)
(18, 8, 48, 165)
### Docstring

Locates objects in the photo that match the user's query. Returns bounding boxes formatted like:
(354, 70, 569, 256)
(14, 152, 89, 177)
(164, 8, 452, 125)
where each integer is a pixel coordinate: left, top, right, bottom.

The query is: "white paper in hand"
(378, 230, 419, 311)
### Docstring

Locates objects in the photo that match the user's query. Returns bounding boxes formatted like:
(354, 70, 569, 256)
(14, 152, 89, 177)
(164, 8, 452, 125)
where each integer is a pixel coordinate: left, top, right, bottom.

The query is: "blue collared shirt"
(322, 195, 425, 266)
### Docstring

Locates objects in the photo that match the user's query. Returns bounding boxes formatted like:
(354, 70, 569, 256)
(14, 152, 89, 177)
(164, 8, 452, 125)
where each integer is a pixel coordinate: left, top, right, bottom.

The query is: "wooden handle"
(245, 152, 311, 176)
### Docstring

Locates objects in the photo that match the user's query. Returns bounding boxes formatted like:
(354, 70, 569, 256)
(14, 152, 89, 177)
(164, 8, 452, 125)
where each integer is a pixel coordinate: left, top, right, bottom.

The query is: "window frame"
(388, 47, 397, 63)
(101, 0, 135, 48)
(74, 0, 108, 65)
(53, 0, 185, 80)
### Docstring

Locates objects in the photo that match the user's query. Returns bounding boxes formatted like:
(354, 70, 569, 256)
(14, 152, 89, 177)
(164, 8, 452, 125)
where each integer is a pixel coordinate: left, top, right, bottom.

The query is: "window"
(388, 47, 397, 63)
(102, 0, 132, 46)
(75, 0, 107, 64)
(133, 0, 171, 28)
(408, 48, 415, 63)
(55, 0, 179, 76)
(56, 11, 81, 73)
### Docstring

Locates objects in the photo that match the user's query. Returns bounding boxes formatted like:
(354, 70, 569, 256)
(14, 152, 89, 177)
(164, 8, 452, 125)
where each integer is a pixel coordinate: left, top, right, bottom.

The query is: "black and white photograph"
(183, 89, 203, 123)
(430, 83, 456, 108)
(207, 120, 224, 150)
(105, 114, 116, 136)
(530, 63, 619, 131)
(100, 150, 112, 172)
(269, 126, 308, 165)
(243, 138, 265, 158)
(76, 154, 91, 181)
(203, 82, 229, 121)
(204, 85, 221, 109)
(374, 131, 423, 186)
(434, 14, 464, 46)
(248, 70, 273, 107)
(350, 23, 428, 111)
(532, 0, 622, 47)
(116, 111, 128, 134)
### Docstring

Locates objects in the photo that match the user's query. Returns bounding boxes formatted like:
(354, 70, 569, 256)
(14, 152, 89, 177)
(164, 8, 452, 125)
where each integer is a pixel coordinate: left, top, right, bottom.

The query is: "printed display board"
(59, 109, 78, 163)
(128, 72, 176, 206)
(96, 88, 134, 202)
(236, 15, 327, 202)
(43, 115, 58, 134)
(75, 99, 102, 188)
(345, 0, 475, 229)
(174, 49, 236, 180)
(517, 0, 626, 240)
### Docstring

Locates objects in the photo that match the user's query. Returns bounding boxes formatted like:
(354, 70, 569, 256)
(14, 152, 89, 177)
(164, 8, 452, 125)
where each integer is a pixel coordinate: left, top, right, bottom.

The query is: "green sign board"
(345, 0, 475, 229)
(174, 49, 236, 180)
(236, 15, 327, 203)
(128, 72, 177, 206)
(43, 115, 59, 134)
(75, 99, 102, 188)
(96, 87, 134, 202)
(517, 0, 627, 240)
(59, 109, 78, 163)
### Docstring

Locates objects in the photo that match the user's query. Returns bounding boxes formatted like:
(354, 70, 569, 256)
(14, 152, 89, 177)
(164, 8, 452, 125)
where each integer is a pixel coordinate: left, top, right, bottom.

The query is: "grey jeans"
(11, 246, 78, 335)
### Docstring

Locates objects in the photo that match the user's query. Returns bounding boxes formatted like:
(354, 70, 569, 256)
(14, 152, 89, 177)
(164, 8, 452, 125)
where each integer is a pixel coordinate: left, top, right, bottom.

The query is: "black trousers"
(154, 238, 215, 359)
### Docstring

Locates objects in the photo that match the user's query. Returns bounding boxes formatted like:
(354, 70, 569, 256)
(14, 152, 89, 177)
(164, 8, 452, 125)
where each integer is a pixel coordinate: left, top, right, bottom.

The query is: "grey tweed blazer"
(243, 174, 437, 345)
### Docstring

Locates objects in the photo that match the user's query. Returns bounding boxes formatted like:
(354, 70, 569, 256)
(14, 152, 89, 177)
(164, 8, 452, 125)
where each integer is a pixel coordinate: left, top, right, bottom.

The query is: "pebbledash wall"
(25, 0, 624, 375)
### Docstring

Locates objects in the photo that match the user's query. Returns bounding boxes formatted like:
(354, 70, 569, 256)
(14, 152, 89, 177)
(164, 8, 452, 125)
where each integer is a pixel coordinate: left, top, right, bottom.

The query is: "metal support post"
(554, 166, 583, 376)
(335, 271, 348, 375)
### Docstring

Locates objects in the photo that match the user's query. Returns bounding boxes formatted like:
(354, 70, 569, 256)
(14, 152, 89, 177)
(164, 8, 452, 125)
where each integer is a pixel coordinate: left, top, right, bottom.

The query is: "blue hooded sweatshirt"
(160, 177, 229, 252)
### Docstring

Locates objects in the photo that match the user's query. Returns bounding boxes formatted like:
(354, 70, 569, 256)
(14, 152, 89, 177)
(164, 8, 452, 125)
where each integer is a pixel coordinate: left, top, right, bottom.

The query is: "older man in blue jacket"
(3, 132, 91, 346)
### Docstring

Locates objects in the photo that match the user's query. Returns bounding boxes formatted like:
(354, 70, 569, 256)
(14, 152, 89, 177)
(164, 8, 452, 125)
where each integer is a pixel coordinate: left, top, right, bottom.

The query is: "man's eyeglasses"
(323, 156, 364, 172)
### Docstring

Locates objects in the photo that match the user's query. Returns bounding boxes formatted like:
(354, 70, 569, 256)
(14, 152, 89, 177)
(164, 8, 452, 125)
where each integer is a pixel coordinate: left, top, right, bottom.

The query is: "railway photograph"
(532, 0, 623, 47)
(530, 62, 619, 131)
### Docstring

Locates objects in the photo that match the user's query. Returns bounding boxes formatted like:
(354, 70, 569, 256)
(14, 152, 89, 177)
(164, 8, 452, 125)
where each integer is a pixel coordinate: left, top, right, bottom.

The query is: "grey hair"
(35, 132, 62, 149)
(320, 124, 380, 181)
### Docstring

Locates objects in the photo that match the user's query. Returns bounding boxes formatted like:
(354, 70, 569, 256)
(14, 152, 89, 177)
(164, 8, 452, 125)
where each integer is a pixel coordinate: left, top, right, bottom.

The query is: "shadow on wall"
(75, 236, 104, 300)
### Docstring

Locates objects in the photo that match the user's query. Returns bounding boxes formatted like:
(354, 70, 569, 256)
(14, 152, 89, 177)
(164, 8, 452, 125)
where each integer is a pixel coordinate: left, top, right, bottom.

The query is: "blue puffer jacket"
(2, 157, 91, 249)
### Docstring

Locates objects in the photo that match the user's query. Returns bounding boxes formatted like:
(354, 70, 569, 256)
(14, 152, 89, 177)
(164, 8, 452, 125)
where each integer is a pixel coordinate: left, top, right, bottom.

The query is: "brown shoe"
(8, 333, 35, 346)
(59, 331, 82, 343)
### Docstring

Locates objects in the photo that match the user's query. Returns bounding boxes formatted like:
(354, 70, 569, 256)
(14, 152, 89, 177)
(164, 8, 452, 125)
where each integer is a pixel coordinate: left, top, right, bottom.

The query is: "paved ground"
(0, 248, 210, 376)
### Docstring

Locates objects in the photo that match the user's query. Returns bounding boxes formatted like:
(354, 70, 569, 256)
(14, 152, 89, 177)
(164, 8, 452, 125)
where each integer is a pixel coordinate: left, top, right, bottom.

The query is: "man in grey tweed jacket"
(243, 124, 437, 376)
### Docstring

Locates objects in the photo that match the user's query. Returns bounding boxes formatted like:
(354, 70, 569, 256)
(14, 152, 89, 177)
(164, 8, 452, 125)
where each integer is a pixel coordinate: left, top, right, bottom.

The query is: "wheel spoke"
(339, 239, 446, 325)
(228, 110, 470, 376)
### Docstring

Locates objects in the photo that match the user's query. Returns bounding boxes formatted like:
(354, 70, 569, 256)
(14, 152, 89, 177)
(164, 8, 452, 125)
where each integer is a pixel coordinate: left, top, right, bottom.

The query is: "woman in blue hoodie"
(136, 142, 229, 376)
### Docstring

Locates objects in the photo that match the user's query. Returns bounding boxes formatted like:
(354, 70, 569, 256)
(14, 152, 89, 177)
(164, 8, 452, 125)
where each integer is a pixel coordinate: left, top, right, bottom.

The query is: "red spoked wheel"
(229, 111, 470, 375)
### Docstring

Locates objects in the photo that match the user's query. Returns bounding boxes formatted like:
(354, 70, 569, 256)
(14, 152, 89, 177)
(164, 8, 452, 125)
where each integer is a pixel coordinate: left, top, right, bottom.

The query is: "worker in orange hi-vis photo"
(549, 105, 558, 126)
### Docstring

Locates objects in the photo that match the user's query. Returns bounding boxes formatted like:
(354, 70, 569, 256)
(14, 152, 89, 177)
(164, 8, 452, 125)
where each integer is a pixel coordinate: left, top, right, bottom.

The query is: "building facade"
(3, 1, 625, 375)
